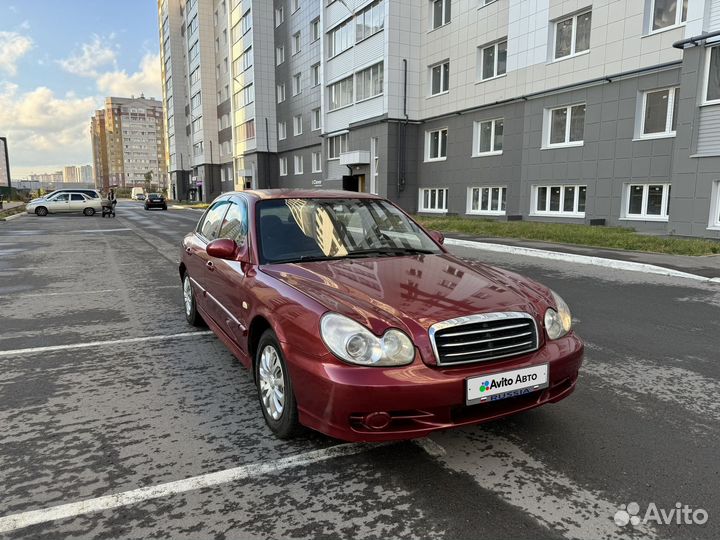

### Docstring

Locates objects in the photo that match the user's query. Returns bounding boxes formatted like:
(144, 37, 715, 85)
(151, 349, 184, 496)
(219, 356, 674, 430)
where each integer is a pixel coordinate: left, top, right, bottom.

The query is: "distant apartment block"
(90, 95, 168, 192)
(160, 0, 720, 238)
(29, 171, 64, 183)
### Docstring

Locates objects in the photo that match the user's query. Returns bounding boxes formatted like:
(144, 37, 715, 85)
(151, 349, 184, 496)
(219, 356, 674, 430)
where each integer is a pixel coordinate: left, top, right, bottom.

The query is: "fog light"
(363, 411, 391, 430)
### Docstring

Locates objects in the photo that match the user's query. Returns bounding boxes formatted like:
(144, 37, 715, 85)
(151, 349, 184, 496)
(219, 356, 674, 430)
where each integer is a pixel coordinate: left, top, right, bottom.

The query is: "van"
(131, 187, 145, 200)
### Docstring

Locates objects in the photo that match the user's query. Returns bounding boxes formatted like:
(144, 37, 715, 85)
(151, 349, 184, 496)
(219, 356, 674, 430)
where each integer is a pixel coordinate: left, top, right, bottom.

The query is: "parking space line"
(0, 331, 214, 357)
(2, 285, 179, 299)
(0, 442, 386, 534)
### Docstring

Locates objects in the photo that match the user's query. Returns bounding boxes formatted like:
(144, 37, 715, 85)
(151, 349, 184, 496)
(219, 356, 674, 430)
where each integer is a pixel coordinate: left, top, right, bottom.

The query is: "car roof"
(232, 189, 383, 201)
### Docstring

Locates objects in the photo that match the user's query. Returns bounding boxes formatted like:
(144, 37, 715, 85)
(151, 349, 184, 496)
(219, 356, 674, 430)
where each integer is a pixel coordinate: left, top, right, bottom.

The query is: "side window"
(219, 200, 249, 246)
(71, 194, 85, 201)
(53, 194, 69, 201)
(198, 200, 232, 241)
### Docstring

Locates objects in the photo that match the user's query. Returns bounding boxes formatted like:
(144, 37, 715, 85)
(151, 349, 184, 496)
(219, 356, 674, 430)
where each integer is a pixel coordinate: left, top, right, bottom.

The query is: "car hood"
(261, 253, 552, 337)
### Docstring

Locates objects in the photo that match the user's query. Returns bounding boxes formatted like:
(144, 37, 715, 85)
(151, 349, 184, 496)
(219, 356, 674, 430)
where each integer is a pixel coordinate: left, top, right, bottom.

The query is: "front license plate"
(466, 364, 549, 405)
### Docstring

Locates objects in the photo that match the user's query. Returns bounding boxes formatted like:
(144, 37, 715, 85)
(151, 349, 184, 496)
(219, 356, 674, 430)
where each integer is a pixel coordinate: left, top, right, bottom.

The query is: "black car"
(144, 193, 167, 210)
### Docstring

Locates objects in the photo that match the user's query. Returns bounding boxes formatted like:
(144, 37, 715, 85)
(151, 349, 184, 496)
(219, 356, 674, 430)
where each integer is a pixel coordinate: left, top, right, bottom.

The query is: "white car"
(26, 192, 103, 216)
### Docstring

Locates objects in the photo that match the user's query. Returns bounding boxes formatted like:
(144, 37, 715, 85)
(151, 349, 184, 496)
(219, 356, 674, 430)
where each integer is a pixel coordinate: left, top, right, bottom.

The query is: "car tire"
(83, 208, 95, 216)
(182, 273, 204, 327)
(255, 330, 302, 439)
(144, 206, 149, 211)
(35, 207, 48, 216)
(162, 205, 167, 210)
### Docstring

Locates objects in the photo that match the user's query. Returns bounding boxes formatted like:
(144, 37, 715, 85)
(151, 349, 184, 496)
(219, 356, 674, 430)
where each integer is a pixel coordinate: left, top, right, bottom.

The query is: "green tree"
(143, 171, 153, 193)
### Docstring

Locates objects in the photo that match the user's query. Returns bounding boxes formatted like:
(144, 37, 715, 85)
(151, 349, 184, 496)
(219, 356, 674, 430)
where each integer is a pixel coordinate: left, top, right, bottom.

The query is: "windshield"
(257, 198, 441, 264)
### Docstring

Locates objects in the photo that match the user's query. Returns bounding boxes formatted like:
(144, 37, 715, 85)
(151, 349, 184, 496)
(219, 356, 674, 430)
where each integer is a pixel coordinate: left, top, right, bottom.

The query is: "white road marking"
(0, 331, 214, 357)
(1, 285, 178, 299)
(5, 261, 165, 272)
(444, 238, 717, 282)
(0, 442, 387, 533)
(431, 430, 658, 540)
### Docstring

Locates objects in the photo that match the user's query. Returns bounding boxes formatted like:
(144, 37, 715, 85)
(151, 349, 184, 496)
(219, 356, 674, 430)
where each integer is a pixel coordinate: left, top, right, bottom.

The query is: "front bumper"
(145, 201, 166, 208)
(284, 334, 583, 442)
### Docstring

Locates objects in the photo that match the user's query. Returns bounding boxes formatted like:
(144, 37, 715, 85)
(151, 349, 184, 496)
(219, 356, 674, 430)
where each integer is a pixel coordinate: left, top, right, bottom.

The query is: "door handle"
(206, 261, 215, 271)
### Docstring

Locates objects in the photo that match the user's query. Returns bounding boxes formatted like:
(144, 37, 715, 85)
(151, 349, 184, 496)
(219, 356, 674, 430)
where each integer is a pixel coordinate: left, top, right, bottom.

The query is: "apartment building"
(90, 96, 167, 192)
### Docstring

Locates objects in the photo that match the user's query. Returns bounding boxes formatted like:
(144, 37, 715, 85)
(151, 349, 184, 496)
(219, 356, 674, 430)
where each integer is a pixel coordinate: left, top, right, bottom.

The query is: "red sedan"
(180, 190, 583, 442)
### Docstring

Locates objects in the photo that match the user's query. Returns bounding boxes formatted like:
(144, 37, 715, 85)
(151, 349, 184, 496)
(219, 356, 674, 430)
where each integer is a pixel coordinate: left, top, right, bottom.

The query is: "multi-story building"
(160, 0, 720, 238)
(62, 166, 78, 183)
(90, 95, 167, 192)
(28, 171, 64, 183)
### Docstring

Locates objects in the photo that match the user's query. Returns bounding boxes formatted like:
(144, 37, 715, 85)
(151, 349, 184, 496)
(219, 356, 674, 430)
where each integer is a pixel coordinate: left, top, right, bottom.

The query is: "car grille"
(429, 312, 539, 366)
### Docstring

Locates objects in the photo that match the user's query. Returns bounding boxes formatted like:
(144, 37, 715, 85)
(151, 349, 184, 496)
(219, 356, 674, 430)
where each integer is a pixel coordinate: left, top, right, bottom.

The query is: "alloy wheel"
(183, 275, 193, 316)
(258, 345, 285, 420)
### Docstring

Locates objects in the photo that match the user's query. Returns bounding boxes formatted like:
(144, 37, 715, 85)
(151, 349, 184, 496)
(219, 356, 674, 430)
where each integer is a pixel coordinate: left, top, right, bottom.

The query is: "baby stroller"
(102, 198, 116, 218)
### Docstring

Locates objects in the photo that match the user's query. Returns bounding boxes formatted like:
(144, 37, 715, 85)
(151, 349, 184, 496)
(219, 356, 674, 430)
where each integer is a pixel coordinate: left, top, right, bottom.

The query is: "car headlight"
(320, 313, 415, 367)
(544, 290, 573, 340)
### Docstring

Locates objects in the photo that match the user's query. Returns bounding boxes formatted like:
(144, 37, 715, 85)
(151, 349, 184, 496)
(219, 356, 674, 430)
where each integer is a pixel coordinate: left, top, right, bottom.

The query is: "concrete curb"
(1, 212, 26, 222)
(444, 238, 720, 284)
(170, 205, 205, 211)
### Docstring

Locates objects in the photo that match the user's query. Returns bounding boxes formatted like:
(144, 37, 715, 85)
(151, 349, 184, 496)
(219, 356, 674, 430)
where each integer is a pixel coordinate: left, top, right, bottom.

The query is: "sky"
(0, 0, 162, 178)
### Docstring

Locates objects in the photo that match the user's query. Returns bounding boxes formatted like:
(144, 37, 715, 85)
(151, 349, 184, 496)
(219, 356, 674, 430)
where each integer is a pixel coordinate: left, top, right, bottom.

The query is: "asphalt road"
(0, 200, 718, 540)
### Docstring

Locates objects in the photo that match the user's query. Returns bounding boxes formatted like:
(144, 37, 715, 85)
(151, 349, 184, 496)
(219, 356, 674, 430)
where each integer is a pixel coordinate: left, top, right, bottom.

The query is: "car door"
(48, 193, 70, 213)
(203, 196, 251, 348)
(69, 193, 86, 212)
(185, 198, 233, 317)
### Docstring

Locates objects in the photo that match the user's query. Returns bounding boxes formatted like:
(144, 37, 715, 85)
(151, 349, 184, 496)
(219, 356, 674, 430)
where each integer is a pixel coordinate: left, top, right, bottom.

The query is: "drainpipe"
(397, 59, 408, 196)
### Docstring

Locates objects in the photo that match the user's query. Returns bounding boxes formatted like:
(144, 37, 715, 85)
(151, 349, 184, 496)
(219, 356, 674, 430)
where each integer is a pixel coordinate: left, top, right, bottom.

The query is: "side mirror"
(206, 238, 238, 260)
(428, 229, 445, 245)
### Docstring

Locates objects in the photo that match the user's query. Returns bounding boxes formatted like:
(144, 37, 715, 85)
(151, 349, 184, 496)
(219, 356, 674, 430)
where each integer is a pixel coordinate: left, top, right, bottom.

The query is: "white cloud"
(0, 31, 33, 76)
(96, 52, 162, 99)
(58, 34, 118, 77)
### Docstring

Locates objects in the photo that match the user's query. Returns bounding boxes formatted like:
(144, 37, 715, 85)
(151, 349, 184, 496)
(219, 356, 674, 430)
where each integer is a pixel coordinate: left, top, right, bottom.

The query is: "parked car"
(31, 188, 102, 203)
(179, 190, 583, 441)
(135, 193, 146, 201)
(145, 193, 167, 210)
(131, 187, 145, 200)
(27, 192, 103, 216)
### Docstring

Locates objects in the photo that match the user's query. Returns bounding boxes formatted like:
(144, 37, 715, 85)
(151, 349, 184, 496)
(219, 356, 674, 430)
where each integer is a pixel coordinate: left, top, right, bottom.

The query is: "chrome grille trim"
(429, 312, 539, 366)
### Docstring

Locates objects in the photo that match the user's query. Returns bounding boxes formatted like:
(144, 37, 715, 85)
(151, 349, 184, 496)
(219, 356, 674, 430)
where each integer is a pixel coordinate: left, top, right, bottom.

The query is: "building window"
(312, 151, 322, 173)
(292, 0, 300, 12)
(293, 114, 303, 136)
(480, 40, 507, 80)
(328, 19, 353, 58)
(189, 42, 199, 61)
(329, 76, 353, 110)
(238, 119, 255, 140)
(425, 128, 448, 161)
(234, 83, 255, 107)
(192, 117, 202, 133)
(278, 121, 287, 140)
(467, 186, 507, 215)
(356, 62, 384, 101)
(234, 46, 253, 72)
(533, 185, 587, 216)
(356, 0, 385, 42)
(703, 46, 720, 105)
(709, 181, 720, 229)
(188, 15, 198, 36)
(293, 73, 302, 95)
(546, 104, 585, 147)
(430, 61, 450, 96)
(327, 133, 349, 159)
(276, 45, 285, 65)
(191, 91, 201, 109)
(277, 83, 286, 103)
(650, 0, 688, 32)
(311, 18, 321, 41)
(474, 118, 503, 156)
(294, 155, 304, 175)
(312, 63, 321, 86)
(275, 6, 284, 26)
(431, 0, 451, 29)
(419, 188, 448, 213)
(640, 87, 679, 138)
(190, 67, 200, 85)
(312, 108, 321, 130)
(624, 184, 671, 220)
(553, 10, 592, 60)
(292, 32, 301, 55)
(279, 156, 288, 176)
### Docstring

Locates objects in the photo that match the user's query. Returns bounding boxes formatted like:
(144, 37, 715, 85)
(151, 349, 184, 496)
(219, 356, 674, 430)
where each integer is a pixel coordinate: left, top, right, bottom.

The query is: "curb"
(1, 212, 26, 222)
(444, 238, 720, 284)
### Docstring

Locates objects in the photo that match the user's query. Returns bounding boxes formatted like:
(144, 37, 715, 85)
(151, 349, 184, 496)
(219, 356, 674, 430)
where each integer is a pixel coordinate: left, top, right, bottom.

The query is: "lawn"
(0, 204, 26, 221)
(413, 215, 720, 256)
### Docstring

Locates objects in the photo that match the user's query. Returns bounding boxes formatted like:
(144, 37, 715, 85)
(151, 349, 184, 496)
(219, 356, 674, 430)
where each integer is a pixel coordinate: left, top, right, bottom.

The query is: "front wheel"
(182, 273, 204, 327)
(83, 208, 95, 216)
(35, 207, 48, 216)
(255, 330, 302, 439)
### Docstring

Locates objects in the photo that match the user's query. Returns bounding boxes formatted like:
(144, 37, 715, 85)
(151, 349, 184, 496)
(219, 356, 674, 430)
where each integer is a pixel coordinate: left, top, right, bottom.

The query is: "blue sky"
(0, 0, 163, 176)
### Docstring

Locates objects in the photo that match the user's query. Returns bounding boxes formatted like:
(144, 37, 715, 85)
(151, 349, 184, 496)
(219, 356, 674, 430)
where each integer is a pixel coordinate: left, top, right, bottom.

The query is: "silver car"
(26, 192, 103, 216)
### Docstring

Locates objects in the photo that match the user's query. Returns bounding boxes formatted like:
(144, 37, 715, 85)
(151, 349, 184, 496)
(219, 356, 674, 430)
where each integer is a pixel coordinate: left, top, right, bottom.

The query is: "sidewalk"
(0, 201, 24, 212)
(443, 233, 720, 279)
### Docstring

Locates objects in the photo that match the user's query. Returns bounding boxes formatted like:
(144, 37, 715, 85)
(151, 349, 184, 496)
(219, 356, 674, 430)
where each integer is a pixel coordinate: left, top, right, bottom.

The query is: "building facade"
(160, 0, 720, 238)
(90, 96, 167, 192)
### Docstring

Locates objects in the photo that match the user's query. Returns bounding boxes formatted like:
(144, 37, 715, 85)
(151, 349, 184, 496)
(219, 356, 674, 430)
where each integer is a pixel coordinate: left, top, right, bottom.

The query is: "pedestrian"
(103, 189, 116, 218)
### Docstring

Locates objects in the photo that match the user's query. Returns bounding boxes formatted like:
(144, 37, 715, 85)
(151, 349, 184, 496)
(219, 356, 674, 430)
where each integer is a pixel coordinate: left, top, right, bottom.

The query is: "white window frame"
(544, 104, 585, 148)
(552, 10, 592, 61)
(312, 151, 322, 173)
(293, 114, 303, 136)
(293, 73, 302, 96)
(311, 18, 321, 41)
(355, 61, 384, 102)
(328, 18, 353, 58)
(277, 83, 286, 103)
(278, 121, 287, 141)
(292, 0, 300, 13)
(639, 87, 679, 139)
(418, 188, 449, 213)
(648, 0, 688, 34)
(279, 156, 288, 176)
(275, 6, 284, 27)
(312, 63, 321, 86)
(312, 108, 321, 131)
(294, 155, 304, 175)
(292, 32, 301, 55)
(473, 118, 504, 156)
(531, 185, 587, 217)
(467, 186, 507, 215)
(708, 181, 720, 230)
(328, 76, 353, 110)
(276, 45, 285, 66)
(479, 40, 507, 81)
(430, 0, 451, 30)
(621, 183, 671, 221)
(429, 61, 450, 96)
(327, 133, 349, 160)
(702, 45, 720, 106)
(425, 128, 448, 161)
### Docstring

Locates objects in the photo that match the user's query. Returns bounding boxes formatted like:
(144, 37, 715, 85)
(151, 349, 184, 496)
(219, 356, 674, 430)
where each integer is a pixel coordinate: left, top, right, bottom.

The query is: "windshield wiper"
(346, 247, 436, 258)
